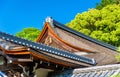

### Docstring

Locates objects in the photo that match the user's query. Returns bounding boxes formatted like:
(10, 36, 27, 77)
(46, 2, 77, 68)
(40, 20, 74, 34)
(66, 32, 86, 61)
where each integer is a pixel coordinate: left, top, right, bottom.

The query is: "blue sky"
(0, 0, 100, 35)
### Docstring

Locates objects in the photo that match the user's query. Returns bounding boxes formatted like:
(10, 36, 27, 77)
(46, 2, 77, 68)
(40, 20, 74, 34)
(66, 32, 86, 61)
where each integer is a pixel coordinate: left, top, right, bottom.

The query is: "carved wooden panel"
(44, 36, 52, 46)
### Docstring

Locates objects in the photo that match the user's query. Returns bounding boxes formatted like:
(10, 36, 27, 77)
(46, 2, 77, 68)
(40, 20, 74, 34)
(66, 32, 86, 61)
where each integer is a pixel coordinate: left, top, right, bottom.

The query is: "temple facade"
(0, 17, 119, 77)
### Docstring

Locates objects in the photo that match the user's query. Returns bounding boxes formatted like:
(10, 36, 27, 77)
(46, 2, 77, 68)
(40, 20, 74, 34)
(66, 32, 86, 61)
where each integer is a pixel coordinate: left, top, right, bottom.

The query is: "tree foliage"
(16, 27, 41, 41)
(66, 4, 120, 47)
(96, 0, 120, 10)
(111, 74, 120, 77)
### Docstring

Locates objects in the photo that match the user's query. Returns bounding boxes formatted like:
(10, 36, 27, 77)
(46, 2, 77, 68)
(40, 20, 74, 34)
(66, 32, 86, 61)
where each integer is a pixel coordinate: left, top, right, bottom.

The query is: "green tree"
(66, 4, 120, 47)
(16, 27, 41, 41)
(96, 0, 120, 10)
(111, 73, 120, 77)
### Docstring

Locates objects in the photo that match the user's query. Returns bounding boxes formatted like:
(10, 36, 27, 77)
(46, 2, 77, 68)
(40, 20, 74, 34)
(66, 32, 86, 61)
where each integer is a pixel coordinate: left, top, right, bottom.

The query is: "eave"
(0, 31, 96, 68)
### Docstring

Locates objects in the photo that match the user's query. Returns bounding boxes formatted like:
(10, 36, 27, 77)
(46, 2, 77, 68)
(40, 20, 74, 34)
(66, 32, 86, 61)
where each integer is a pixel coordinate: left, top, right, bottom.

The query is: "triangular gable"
(36, 18, 95, 53)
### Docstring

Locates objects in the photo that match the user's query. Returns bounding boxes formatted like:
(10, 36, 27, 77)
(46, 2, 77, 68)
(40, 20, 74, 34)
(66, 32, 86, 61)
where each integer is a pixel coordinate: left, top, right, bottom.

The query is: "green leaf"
(66, 4, 120, 47)
(15, 27, 41, 41)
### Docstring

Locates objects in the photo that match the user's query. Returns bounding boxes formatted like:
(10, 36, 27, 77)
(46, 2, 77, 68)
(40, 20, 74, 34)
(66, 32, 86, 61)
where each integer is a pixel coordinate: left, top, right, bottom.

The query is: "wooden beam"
(0, 64, 22, 71)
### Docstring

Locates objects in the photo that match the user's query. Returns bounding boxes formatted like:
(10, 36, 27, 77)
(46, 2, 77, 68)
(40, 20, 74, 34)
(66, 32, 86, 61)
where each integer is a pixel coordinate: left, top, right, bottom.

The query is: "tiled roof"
(49, 64, 120, 77)
(45, 17, 117, 51)
(0, 31, 96, 65)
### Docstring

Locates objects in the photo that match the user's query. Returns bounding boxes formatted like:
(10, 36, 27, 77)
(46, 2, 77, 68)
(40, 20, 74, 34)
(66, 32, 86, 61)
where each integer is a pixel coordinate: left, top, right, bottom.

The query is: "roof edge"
(0, 31, 96, 65)
(73, 64, 120, 73)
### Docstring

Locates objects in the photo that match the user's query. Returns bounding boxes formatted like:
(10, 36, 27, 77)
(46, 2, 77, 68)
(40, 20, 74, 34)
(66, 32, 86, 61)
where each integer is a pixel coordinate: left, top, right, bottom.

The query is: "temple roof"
(0, 17, 119, 76)
(36, 17, 118, 66)
(49, 64, 120, 77)
(0, 31, 96, 67)
(46, 17, 117, 51)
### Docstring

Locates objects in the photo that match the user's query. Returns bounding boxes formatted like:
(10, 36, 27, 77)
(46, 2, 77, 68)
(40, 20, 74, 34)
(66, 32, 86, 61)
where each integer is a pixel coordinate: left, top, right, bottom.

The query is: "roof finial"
(46, 16, 53, 23)
(45, 16, 54, 27)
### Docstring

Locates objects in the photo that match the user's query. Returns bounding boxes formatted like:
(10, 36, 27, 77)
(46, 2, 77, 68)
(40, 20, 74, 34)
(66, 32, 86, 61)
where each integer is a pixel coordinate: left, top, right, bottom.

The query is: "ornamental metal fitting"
(45, 16, 53, 23)
(45, 16, 54, 28)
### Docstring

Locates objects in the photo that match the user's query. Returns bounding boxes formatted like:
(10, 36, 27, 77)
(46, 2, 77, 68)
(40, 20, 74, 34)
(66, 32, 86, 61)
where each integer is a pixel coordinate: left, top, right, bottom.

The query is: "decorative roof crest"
(45, 16, 53, 23)
(45, 16, 54, 27)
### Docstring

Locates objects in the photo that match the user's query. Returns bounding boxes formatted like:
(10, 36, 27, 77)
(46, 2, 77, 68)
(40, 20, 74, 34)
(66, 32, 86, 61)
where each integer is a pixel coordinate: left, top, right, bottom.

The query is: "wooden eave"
(30, 50, 79, 67)
(36, 22, 94, 53)
(0, 46, 30, 55)
(0, 31, 96, 68)
(0, 44, 91, 68)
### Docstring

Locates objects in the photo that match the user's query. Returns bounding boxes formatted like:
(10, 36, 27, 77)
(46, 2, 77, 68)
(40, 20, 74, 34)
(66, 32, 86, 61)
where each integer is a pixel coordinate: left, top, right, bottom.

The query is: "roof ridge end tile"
(45, 16, 54, 28)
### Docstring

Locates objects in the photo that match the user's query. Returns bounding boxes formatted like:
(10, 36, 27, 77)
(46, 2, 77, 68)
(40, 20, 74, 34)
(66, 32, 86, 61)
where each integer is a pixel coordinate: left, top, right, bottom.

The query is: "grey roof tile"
(49, 64, 120, 77)
(105, 70, 116, 77)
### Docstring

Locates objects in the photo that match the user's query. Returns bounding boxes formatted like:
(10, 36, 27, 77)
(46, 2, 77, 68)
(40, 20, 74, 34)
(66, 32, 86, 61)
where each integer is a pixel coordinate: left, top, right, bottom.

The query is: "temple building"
(0, 17, 119, 77)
